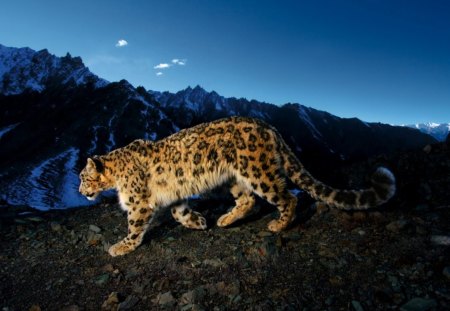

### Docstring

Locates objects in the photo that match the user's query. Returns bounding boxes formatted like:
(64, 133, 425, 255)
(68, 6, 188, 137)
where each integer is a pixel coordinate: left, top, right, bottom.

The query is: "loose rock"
(430, 235, 450, 246)
(118, 296, 139, 310)
(180, 286, 206, 305)
(50, 222, 62, 232)
(102, 292, 120, 311)
(153, 291, 176, 306)
(95, 273, 110, 285)
(351, 300, 364, 311)
(89, 224, 102, 233)
(400, 298, 437, 311)
(386, 220, 409, 232)
(443, 266, 450, 280)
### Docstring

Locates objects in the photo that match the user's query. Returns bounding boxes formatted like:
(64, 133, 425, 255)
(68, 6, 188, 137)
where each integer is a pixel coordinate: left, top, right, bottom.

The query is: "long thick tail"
(279, 141, 396, 210)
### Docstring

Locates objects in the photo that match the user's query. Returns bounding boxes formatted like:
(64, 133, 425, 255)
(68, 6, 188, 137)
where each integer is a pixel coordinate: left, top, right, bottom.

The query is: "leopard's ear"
(87, 157, 104, 173)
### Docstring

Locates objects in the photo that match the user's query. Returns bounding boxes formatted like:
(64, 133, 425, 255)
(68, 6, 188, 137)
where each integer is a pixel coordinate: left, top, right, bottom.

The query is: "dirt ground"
(1, 142, 449, 311)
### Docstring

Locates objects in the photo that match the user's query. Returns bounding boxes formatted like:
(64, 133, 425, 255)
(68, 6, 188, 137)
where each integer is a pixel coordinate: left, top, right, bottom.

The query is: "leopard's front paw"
(217, 213, 235, 227)
(108, 241, 135, 257)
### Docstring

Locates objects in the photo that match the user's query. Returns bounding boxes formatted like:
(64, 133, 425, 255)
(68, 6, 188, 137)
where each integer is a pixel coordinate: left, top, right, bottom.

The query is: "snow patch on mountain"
(297, 106, 323, 140)
(6, 148, 91, 210)
(60, 148, 88, 209)
(406, 123, 450, 141)
(88, 126, 102, 155)
(0, 123, 19, 140)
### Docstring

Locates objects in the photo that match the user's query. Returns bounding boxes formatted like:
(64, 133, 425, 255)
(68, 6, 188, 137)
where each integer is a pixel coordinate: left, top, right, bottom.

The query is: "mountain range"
(0, 44, 439, 210)
(405, 123, 450, 142)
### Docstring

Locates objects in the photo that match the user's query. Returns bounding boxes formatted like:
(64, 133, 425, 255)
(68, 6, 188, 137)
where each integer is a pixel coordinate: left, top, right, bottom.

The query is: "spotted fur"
(79, 116, 396, 256)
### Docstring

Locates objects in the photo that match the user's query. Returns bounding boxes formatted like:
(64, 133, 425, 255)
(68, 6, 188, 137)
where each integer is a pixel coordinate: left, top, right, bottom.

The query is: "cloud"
(172, 58, 187, 66)
(115, 39, 128, 47)
(153, 58, 187, 77)
(154, 63, 171, 69)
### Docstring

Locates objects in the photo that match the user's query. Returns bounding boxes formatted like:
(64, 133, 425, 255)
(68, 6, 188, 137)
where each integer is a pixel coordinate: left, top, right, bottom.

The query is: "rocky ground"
(1, 141, 449, 311)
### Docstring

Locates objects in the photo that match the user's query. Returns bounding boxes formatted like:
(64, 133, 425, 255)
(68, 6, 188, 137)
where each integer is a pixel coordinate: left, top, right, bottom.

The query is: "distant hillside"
(405, 123, 450, 141)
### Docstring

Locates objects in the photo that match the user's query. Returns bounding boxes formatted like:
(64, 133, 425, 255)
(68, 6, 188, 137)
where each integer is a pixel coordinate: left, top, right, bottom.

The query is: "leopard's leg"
(171, 202, 207, 230)
(217, 182, 255, 227)
(249, 179, 297, 232)
(266, 190, 297, 232)
(109, 198, 154, 257)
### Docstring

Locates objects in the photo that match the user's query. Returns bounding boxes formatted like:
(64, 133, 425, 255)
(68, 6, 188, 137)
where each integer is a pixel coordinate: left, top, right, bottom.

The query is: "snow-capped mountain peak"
(0, 44, 108, 95)
(407, 123, 450, 141)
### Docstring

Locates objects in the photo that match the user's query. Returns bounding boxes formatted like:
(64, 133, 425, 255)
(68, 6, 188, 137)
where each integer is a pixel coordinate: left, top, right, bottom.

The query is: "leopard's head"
(79, 157, 113, 201)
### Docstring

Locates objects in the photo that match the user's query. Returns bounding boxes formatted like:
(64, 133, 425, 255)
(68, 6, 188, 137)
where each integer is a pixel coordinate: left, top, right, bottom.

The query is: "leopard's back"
(140, 116, 284, 205)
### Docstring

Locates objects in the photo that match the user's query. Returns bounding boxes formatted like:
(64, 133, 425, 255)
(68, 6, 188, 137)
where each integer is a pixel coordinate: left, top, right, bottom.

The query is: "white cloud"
(115, 39, 128, 47)
(154, 63, 171, 69)
(172, 58, 187, 65)
(156, 72, 163, 76)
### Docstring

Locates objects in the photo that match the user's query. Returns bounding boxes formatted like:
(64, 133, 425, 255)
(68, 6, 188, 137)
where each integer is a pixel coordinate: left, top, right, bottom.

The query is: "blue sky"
(1, 0, 449, 125)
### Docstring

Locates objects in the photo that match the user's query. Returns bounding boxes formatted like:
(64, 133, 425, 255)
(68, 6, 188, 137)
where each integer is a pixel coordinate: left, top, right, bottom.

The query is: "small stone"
(257, 239, 278, 257)
(423, 145, 432, 153)
(386, 220, 409, 233)
(95, 273, 110, 285)
(215, 281, 240, 297)
(400, 298, 437, 311)
(352, 228, 366, 236)
(430, 235, 450, 246)
(27, 216, 44, 222)
(50, 222, 62, 232)
(228, 227, 241, 232)
(75, 280, 85, 286)
(415, 204, 430, 212)
(88, 233, 103, 246)
(370, 211, 386, 223)
(202, 258, 225, 268)
(89, 224, 102, 233)
(118, 296, 139, 310)
(125, 270, 140, 280)
(200, 284, 215, 297)
(351, 300, 364, 311)
(180, 286, 206, 305)
(282, 231, 302, 240)
(181, 305, 205, 311)
(133, 284, 144, 294)
(325, 296, 335, 306)
(102, 292, 120, 311)
(153, 291, 176, 306)
(415, 226, 427, 235)
(29, 305, 41, 311)
(328, 276, 344, 286)
(352, 212, 367, 222)
(443, 266, 450, 280)
(257, 231, 273, 237)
